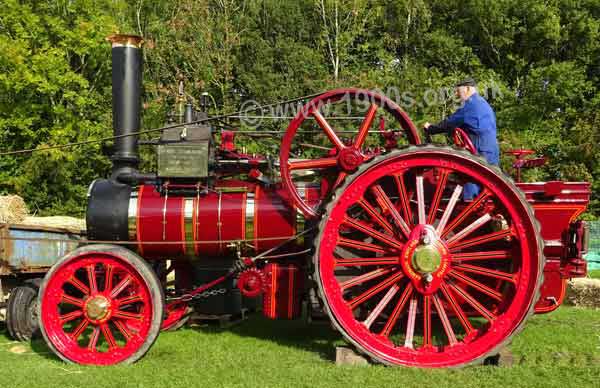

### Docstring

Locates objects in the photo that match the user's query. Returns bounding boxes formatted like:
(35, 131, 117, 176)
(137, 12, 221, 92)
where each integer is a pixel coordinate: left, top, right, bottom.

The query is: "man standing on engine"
(423, 78, 499, 200)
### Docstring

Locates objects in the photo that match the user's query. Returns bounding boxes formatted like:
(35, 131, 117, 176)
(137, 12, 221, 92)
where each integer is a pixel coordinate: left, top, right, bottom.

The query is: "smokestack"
(107, 34, 143, 180)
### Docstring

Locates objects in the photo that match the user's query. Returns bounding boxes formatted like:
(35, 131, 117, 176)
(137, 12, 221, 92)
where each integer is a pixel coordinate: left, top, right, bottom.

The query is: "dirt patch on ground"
(565, 278, 600, 308)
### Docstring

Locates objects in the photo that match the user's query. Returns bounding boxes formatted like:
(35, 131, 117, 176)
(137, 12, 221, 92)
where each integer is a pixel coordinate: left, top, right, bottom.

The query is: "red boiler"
(129, 182, 317, 258)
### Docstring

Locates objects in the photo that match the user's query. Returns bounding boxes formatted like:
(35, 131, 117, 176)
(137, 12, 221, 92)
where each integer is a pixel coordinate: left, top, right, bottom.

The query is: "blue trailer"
(0, 223, 82, 340)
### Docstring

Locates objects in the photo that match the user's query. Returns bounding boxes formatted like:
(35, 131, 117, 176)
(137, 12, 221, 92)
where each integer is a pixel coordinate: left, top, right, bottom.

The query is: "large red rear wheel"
(314, 146, 543, 367)
(39, 244, 164, 365)
(280, 88, 421, 219)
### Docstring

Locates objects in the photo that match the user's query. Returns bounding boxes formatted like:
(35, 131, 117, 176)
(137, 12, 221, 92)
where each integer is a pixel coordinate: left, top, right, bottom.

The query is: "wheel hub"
(412, 245, 442, 274)
(400, 225, 451, 294)
(337, 148, 364, 171)
(85, 295, 111, 321)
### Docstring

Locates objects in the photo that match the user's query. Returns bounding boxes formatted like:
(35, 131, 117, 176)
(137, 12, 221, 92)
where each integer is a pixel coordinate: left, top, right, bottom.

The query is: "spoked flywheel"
(280, 88, 421, 219)
(313, 146, 544, 368)
(39, 245, 164, 365)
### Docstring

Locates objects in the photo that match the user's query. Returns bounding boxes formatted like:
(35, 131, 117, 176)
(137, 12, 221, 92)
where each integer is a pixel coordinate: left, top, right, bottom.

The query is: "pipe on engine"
(107, 34, 144, 181)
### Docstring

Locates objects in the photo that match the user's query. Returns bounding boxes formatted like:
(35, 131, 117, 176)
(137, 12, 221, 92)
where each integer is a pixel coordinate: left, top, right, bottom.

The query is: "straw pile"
(565, 278, 600, 308)
(22, 216, 85, 233)
(0, 195, 28, 223)
(0, 194, 85, 232)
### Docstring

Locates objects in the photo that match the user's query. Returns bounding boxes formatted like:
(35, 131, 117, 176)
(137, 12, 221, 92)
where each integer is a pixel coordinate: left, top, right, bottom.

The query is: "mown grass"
(0, 306, 598, 388)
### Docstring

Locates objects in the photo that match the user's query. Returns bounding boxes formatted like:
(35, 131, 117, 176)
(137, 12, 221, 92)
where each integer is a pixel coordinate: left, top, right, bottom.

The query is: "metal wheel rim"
(40, 252, 155, 365)
(315, 148, 542, 367)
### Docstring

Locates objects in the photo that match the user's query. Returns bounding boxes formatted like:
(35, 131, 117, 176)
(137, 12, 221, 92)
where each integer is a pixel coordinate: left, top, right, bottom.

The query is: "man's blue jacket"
(428, 93, 499, 165)
(427, 93, 499, 199)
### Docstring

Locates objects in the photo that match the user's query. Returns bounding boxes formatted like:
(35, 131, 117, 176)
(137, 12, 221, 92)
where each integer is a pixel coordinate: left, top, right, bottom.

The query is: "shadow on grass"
(29, 337, 60, 361)
(0, 312, 340, 363)
(0, 323, 60, 361)
(189, 314, 342, 362)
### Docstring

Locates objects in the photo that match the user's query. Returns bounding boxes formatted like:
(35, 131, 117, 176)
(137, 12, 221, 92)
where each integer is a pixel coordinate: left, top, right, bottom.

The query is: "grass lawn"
(0, 306, 598, 388)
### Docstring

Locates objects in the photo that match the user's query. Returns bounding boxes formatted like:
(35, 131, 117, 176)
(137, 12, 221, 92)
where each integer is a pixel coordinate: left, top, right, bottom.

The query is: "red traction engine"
(38, 35, 590, 367)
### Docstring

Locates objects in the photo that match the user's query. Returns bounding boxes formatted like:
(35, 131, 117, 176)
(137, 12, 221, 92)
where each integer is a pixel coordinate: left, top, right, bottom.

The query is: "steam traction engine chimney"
(85, 34, 144, 242)
(107, 34, 143, 180)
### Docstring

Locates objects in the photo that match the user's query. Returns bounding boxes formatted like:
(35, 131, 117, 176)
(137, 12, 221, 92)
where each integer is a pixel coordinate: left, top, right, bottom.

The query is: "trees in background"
(1, 0, 599, 216)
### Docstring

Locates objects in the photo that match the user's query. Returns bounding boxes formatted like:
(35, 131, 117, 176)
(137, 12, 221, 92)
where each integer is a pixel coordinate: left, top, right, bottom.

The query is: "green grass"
(0, 306, 598, 388)
(589, 269, 600, 279)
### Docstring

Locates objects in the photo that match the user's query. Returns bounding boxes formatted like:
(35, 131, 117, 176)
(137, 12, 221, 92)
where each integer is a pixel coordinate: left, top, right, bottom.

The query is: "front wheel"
(39, 244, 164, 365)
(313, 146, 544, 368)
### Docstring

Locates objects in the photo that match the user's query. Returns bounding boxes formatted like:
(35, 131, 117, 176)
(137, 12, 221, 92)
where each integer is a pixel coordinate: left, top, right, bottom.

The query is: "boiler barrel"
(128, 184, 304, 258)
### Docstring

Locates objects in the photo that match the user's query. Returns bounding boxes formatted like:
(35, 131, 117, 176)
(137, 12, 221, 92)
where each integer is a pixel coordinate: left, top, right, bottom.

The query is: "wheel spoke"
(441, 189, 491, 238)
(86, 265, 98, 294)
(370, 184, 411, 238)
(116, 293, 144, 306)
(340, 267, 395, 291)
(451, 250, 510, 262)
(114, 320, 135, 341)
(67, 276, 90, 296)
(348, 271, 404, 310)
(113, 310, 144, 321)
(61, 293, 84, 307)
(436, 185, 463, 234)
(335, 257, 398, 267)
(104, 264, 114, 292)
(380, 283, 413, 337)
(312, 109, 345, 150)
(338, 237, 390, 254)
(423, 295, 432, 347)
(59, 310, 83, 324)
(69, 318, 90, 341)
(432, 293, 457, 346)
(357, 198, 395, 235)
(439, 283, 474, 334)
(289, 157, 338, 171)
(299, 142, 331, 151)
(363, 284, 399, 329)
(332, 171, 347, 189)
(449, 229, 512, 251)
(448, 282, 496, 322)
(344, 216, 403, 250)
(110, 275, 133, 299)
(427, 170, 449, 225)
(87, 326, 100, 351)
(394, 174, 412, 225)
(416, 176, 426, 225)
(453, 264, 516, 284)
(446, 214, 492, 247)
(100, 323, 117, 350)
(354, 104, 378, 149)
(448, 270, 503, 301)
(404, 296, 418, 348)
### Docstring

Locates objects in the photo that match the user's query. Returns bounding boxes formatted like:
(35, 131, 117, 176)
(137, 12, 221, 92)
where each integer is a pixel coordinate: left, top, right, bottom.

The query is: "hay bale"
(565, 278, 600, 308)
(0, 195, 28, 224)
(21, 216, 85, 233)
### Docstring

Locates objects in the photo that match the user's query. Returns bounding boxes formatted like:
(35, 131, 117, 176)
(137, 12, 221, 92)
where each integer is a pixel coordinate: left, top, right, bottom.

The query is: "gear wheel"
(237, 269, 267, 298)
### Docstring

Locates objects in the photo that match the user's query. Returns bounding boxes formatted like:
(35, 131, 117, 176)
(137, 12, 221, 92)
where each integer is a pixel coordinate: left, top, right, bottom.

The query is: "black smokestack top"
(107, 34, 143, 181)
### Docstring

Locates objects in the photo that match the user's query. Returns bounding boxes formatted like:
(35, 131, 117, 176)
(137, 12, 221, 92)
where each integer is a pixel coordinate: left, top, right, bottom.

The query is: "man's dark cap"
(456, 77, 477, 87)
